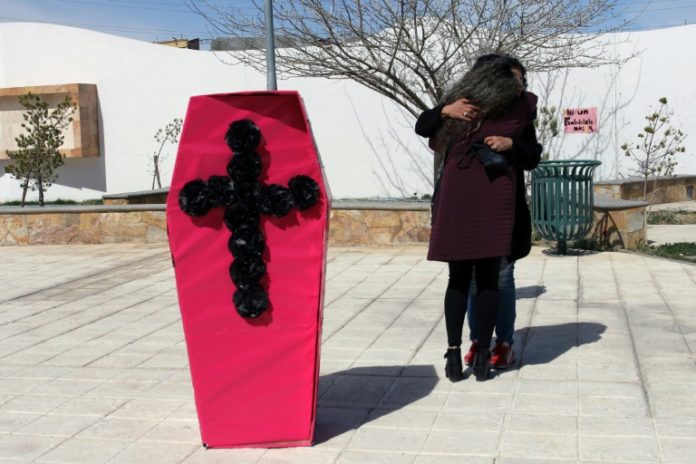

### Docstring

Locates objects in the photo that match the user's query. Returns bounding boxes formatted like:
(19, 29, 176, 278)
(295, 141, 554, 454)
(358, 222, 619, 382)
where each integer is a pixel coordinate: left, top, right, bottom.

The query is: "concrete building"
(0, 22, 694, 203)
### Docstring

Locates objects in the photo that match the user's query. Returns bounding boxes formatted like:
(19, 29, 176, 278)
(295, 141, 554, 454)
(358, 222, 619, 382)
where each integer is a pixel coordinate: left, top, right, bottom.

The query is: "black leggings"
(445, 257, 501, 348)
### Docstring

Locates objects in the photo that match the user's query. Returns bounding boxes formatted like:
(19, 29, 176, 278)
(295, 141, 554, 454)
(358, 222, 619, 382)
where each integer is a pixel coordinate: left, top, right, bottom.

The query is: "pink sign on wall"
(563, 107, 598, 133)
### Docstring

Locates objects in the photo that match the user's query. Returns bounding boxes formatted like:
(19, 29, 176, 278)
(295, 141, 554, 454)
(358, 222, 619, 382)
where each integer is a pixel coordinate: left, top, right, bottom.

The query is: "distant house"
(156, 38, 201, 50)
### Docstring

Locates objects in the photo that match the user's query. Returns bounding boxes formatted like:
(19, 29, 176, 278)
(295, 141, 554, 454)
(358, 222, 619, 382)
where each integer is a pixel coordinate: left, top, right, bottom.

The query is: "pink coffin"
(167, 91, 330, 448)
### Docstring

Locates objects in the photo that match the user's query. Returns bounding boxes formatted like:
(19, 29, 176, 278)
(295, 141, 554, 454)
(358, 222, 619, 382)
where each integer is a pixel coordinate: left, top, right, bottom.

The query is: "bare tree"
(190, 0, 634, 117)
(621, 97, 687, 201)
(148, 118, 183, 190)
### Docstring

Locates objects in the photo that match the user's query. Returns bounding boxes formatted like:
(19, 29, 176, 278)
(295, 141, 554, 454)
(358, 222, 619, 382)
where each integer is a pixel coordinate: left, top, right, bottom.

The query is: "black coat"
(415, 93, 543, 261)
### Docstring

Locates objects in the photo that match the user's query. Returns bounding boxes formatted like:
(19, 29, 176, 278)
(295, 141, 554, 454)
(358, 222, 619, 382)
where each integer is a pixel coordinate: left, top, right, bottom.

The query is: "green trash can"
(531, 160, 601, 254)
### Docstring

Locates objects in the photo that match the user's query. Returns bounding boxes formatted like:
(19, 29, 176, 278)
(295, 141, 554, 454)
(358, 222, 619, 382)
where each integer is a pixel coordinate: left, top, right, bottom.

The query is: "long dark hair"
(432, 55, 524, 152)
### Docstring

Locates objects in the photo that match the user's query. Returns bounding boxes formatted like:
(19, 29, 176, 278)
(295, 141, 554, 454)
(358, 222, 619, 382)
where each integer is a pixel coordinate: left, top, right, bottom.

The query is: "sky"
(1, 0, 696, 49)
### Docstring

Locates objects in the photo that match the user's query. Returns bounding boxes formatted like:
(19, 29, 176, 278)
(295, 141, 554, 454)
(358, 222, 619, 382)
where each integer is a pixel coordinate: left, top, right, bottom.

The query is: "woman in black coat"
(415, 55, 542, 381)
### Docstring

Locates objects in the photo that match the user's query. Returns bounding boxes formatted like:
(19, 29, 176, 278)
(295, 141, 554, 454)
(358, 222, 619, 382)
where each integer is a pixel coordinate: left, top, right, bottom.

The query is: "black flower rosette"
(179, 180, 212, 217)
(225, 119, 261, 152)
(289, 175, 320, 210)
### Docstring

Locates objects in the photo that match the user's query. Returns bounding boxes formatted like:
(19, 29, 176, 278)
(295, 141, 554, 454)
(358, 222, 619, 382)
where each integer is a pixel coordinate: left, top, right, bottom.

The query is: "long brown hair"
(432, 56, 522, 152)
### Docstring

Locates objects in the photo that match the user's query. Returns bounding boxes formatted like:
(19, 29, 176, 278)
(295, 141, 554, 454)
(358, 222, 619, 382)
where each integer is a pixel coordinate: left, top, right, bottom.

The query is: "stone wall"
(0, 199, 648, 249)
(0, 203, 433, 247)
(0, 207, 167, 245)
(594, 175, 696, 203)
(329, 209, 431, 245)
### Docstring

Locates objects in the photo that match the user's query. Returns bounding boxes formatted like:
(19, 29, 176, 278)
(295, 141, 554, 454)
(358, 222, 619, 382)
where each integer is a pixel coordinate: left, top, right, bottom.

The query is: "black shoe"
(444, 347, 464, 382)
(473, 348, 492, 382)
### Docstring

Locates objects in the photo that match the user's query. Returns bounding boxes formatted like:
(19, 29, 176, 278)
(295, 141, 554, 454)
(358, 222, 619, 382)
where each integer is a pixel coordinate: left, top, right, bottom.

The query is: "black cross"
(178, 119, 320, 319)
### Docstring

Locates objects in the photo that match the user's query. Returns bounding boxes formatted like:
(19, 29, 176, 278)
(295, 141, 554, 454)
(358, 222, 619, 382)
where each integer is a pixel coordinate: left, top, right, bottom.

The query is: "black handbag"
(470, 141, 509, 172)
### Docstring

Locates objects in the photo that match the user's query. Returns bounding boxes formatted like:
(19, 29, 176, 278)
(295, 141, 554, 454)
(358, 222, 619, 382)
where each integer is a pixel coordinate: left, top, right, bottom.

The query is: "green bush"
(647, 211, 680, 224)
(652, 242, 696, 263)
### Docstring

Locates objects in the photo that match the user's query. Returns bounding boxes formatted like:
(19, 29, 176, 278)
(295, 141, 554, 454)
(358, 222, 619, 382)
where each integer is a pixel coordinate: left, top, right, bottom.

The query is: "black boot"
(473, 347, 492, 382)
(444, 347, 464, 382)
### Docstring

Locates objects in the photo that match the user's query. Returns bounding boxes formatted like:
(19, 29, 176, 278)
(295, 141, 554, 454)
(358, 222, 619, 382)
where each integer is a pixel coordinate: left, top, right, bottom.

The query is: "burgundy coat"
(425, 92, 540, 262)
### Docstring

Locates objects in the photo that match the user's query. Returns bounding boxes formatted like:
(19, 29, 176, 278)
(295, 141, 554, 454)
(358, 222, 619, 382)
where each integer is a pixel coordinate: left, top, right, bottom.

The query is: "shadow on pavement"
(516, 285, 547, 299)
(541, 247, 601, 257)
(314, 364, 438, 444)
(496, 321, 607, 376)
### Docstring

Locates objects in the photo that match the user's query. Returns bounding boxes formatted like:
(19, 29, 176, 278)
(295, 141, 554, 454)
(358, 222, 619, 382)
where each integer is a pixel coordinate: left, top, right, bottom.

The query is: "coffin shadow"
(314, 364, 438, 444)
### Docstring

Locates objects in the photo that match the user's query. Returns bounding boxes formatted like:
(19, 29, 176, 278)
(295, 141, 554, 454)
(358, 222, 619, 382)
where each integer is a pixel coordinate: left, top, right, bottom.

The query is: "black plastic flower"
(178, 180, 212, 217)
(228, 230, 265, 257)
(288, 175, 320, 210)
(224, 202, 259, 232)
(233, 286, 269, 318)
(229, 255, 267, 283)
(232, 179, 260, 200)
(259, 185, 294, 217)
(225, 119, 261, 152)
(227, 153, 262, 182)
(207, 175, 234, 207)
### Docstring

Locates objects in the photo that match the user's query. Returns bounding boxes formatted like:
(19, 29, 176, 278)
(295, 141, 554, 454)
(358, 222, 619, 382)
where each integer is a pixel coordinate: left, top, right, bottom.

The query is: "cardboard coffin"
(167, 91, 330, 448)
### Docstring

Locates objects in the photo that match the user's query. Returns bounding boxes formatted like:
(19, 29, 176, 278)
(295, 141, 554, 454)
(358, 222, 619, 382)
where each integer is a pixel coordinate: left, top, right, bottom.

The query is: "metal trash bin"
(531, 160, 602, 254)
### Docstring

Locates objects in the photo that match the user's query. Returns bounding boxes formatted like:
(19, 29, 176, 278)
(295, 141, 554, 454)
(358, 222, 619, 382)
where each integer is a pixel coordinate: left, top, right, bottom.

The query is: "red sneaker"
(491, 342, 515, 369)
(463, 341, 478, 366)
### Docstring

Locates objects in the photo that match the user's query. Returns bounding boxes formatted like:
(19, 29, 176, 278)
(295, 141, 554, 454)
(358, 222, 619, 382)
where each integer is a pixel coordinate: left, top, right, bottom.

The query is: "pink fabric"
(167, 91, 330, 448)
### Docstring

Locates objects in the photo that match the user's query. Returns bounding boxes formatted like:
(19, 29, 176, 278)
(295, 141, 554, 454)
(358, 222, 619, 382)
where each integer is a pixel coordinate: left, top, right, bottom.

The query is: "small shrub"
(653, 242, 696, 263)
(647, 211, 680, 224)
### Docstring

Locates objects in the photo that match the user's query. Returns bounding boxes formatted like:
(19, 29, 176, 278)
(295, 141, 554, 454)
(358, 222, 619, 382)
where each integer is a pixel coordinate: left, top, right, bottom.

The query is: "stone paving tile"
(336, 450, 416, 464)
(0, 243, 695, 463)
(414, 455, 493, 464)
(108, 441, 199, 464)
(15, 413, 99, 437)
(506, 413, 578, 435)
(579, 435, 660, 462)
(0, 434, 65, 461)
(347, 426, 429, 453)
(0, 411, 42, 433)
(182, 447, 265, 464)
(578, 416, 655, 437)
(421, 429, 498, 455)
(35, 437, 128, 463)
(659, 437, 696, 464)
(499, 431, 578, 460)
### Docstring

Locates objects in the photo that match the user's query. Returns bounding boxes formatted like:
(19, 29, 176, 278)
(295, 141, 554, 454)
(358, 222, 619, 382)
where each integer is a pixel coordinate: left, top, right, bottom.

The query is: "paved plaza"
(1, 243, 696, 463)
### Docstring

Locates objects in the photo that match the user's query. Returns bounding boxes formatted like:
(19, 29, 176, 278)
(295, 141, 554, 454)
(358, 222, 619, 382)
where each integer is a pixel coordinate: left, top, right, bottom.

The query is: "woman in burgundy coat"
(422, 56, 542, 381)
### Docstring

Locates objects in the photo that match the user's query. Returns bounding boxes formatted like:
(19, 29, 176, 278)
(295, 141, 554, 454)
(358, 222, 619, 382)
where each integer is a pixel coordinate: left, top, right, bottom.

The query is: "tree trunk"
(652, 176, 660, 204)
(20, 181, 29, 207)
(643, 175, 648, 201)
(152, 155, 161, 190)
(38, 175, 44, 206)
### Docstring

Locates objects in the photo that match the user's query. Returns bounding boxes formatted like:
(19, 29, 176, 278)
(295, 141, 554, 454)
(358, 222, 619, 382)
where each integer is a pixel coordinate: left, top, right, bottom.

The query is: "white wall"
(0, 22, 694, 202)
(531, 26, 696, 180)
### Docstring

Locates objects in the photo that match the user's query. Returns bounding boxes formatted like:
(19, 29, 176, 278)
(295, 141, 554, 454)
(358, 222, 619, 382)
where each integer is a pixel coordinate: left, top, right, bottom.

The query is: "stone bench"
(590, 196, 649, 250)
(103, 188, 168, 205)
